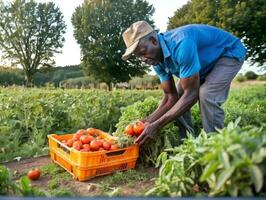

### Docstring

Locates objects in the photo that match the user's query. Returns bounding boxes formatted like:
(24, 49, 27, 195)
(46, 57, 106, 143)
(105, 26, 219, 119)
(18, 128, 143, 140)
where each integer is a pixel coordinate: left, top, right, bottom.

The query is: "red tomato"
(102, 141, 111, 150)
(82, 144, 90, 151)
(27, 169, 41, 181)
(77, 129, 88, 135)
(95, 136, 102, 140)
(110, 144, 119, 150)
(133, 121, 145, 136)
(82, 144, 90, 150)
(124, 124, 135, 136)
(90, 140, 100, 151)
(73, 141, 82, 151)
(80, 135, 93, 144)
(87, 128, 97, 135)
(66, 139, 74, 147)
(97, 140, 103, 148)
(73, 130, 86, 140)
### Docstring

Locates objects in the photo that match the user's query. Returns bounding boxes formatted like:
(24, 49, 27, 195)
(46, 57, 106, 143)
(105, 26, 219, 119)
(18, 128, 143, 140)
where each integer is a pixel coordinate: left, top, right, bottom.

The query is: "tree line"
(0, 0, 265, 89)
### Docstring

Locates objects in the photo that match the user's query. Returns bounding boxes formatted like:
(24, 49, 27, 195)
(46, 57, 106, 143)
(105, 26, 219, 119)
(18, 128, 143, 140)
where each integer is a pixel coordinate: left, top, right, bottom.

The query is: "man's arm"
(155, 73, 200, 128)
(135, 73, 200, 146)
(143, 76, 179, 123)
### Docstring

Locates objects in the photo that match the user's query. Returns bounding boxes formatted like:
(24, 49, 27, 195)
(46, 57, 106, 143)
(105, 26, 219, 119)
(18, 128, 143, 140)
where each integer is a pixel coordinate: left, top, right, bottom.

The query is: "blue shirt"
(153, 24, 246, 83)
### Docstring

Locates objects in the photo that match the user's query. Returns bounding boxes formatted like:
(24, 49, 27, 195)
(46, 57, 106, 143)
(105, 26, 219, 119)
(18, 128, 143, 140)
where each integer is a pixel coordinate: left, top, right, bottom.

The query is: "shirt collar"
(158, 33, 171, 64)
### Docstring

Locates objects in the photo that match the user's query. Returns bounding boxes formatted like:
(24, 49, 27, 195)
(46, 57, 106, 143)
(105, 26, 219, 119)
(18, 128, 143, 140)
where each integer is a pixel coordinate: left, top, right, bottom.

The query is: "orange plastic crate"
(47, 131, 139, 181)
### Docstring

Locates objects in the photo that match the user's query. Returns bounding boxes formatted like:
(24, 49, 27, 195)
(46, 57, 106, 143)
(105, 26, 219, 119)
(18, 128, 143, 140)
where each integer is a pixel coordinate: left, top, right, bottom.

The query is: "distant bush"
(257, 73, 266, 81)
(245, 71, 258, 80)
(235, 74, 247, 82)
(0, 67, 24, 86)
(129, 74, 160, 89)
(60, 76, 102, 89)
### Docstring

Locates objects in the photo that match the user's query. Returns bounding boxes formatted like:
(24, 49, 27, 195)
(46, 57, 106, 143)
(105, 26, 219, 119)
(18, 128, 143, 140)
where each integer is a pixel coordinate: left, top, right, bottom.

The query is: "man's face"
(133, 36, 163, 66)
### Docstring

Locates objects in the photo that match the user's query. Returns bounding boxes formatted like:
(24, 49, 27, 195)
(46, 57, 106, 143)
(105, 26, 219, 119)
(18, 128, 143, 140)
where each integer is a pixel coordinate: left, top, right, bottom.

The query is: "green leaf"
(20, 176, 31, 192)
(252, 148, 266, 163)
(249, 165, 263, 192)
(156, 152, 168, 168)
(235, 117, 241, 126)
(200, 161, 219, 182)
(215, 166, 235, 191)
(220, 151, 230, 169)
(227, 144, 242, 152)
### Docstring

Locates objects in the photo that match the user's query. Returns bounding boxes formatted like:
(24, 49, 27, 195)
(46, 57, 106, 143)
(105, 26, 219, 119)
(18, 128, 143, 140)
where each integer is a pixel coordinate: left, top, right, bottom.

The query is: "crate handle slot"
(57, 143, 70, 154)
(105, 149, 125, 157)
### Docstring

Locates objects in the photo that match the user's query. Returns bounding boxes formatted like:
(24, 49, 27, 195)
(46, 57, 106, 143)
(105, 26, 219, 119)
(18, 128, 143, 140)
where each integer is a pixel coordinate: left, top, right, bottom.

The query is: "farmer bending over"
(122, 21, 246, 146)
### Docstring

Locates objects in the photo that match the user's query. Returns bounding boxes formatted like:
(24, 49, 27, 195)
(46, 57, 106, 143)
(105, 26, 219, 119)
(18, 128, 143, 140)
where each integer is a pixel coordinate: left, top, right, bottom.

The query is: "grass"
(40, 163, 71, 180)
(39, 163, 74, 197)
(98, 169, 153, 196)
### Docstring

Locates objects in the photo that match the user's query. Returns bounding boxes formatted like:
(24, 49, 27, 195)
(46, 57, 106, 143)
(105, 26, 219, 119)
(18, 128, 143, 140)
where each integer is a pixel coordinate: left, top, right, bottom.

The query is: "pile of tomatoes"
(61, 128, 119, 152)
(124, 121, 145, 137)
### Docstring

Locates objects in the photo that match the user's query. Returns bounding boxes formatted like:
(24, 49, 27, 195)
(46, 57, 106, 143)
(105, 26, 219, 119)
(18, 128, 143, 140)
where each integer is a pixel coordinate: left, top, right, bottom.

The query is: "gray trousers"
(175, 57, 243, 139)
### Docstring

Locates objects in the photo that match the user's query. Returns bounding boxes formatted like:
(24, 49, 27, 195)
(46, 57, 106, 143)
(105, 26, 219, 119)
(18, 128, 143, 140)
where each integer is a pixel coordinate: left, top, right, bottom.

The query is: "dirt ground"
(3, 155, 158, 197)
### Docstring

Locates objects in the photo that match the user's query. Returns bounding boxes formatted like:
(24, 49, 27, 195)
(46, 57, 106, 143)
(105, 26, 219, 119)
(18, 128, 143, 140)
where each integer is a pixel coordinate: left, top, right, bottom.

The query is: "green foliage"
(39, 163, 73, 197)
(129, 74, 160, 89)
(17, 176, 45, 196)
(72, 0, 155, 90)
(97, 169, 152, 196)
(168, 0, 266, 66)
(235, 74, 247, 82)
(147, 120, 266, 197)
(0, 88, 161, 162)
(257, 73, 266, 81)
(49, 188, 74, 197)
(0, 84, 265, 168)
(223, 85, 266, 127)
(0, 65, 84, 87)
(0, 165, 17, 195)
(33, 65, 85, 87)
(114, 97, 179, 166)
(245, 71, 258, 80)
(0, 165, 45, 196)
(60, 76, 101, 89)
(40, 163, 66, 177)
(0, 0, 66, 86)
(199, 121, 266, 196)
(0, 67, 24, 86)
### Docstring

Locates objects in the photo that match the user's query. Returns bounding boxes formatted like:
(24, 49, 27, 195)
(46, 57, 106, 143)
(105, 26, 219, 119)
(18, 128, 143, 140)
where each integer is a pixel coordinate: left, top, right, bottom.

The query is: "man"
(122, 21, 246, 146)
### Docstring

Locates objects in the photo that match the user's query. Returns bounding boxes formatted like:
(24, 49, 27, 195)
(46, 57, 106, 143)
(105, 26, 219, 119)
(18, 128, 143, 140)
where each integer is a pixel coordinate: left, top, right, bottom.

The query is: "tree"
(168, 0, 266, 67)
(0, 0, 66, 86)
(72, 0, 155, 90)
(245, 71, 258, 80)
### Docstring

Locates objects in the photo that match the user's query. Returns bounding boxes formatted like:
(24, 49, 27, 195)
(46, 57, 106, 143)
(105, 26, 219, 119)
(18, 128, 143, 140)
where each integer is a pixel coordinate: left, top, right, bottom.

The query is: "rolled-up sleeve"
(152, 65, 172, 83)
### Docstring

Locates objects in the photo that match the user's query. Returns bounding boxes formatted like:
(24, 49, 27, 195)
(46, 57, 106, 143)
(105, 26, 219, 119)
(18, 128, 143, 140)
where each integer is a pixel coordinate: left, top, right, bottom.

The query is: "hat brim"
(122, 40, 140, 61)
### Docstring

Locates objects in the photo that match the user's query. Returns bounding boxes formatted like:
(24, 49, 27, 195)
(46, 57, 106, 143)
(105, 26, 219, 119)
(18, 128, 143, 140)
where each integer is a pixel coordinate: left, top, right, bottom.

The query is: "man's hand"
(134, 123, 160, 146)
(140, 119, 150, 127)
